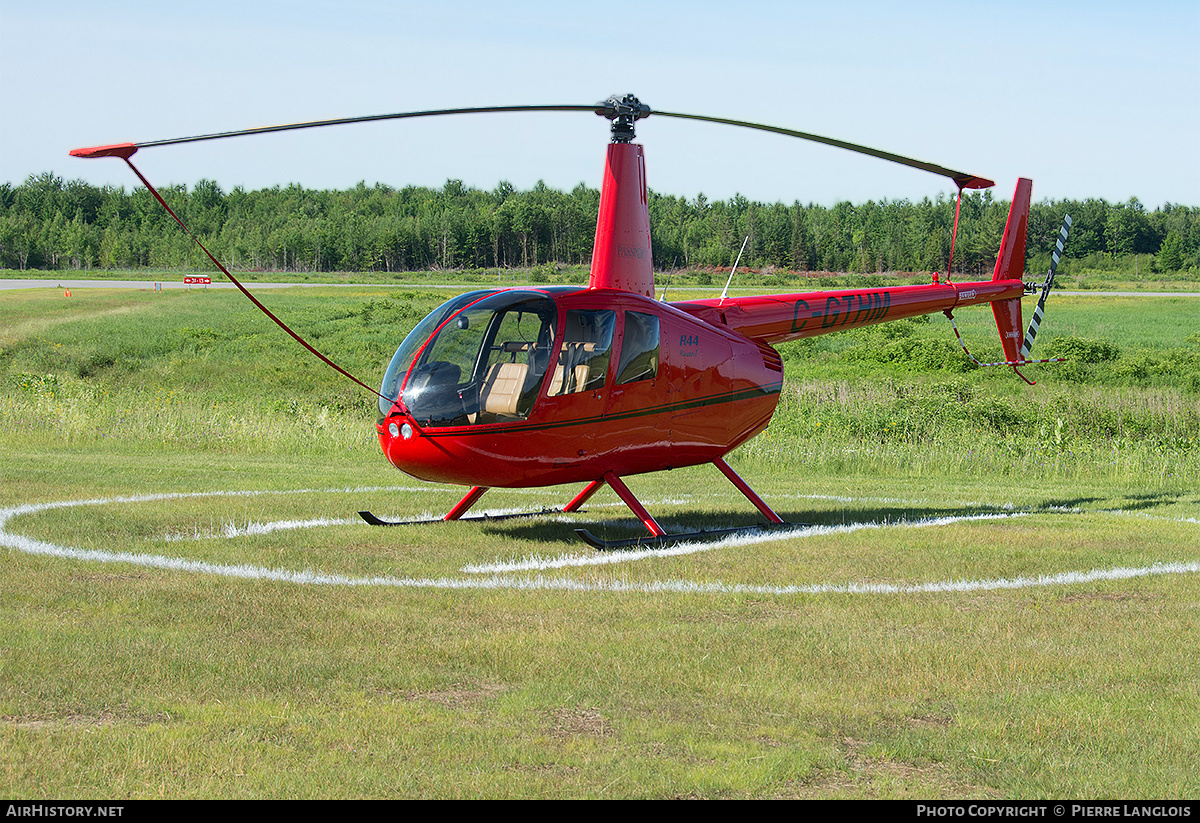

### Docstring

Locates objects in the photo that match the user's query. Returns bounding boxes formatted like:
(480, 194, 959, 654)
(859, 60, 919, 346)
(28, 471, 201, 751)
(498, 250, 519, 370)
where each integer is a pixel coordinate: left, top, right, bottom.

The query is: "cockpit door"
(599, 309, 665, 458)
(533, 306, 616, 463)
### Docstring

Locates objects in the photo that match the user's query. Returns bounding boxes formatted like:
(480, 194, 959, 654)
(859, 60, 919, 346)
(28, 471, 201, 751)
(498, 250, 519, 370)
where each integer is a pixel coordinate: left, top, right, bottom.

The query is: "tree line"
(2, 172, 1197, 276)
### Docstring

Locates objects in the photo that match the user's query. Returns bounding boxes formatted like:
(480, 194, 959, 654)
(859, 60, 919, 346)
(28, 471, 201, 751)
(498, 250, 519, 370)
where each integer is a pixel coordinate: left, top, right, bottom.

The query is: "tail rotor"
(1020, 214, 1073, 361)
(946, 183, 1072, 385)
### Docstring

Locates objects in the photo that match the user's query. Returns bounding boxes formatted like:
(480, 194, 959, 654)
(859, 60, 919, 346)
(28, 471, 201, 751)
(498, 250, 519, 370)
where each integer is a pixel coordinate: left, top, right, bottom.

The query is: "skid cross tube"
(602, 472, 667, 537)
(713, 457, 785, 524)
(445, 486, 489, 521)
(581, 459, 784, 539)
(564, 480, 606, 513)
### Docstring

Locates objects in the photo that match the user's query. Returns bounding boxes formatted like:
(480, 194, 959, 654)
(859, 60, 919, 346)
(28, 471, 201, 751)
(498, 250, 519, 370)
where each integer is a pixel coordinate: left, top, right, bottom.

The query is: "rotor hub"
(596, 94, 650, 142)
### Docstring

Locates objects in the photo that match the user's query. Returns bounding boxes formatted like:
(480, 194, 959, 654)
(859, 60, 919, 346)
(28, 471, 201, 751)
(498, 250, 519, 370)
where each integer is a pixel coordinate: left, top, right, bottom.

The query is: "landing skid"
(358, 508, 563, 527)
(575, 521, 807, 551)
(361, 459, 792, 550)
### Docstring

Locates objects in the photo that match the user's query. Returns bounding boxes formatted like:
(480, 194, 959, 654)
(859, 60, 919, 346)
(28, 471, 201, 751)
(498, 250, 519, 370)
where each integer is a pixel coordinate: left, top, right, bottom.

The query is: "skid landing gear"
(360, 485, 564, 526)
(357, 507, 562, 527)
(361, 458, 805, 549)
(572, 457, 806, 550)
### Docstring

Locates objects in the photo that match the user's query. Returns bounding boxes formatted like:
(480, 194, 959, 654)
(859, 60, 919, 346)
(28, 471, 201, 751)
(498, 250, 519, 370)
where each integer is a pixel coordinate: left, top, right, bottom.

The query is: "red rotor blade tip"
(69, 143, 138, 159)
(958, 175, 995, 190)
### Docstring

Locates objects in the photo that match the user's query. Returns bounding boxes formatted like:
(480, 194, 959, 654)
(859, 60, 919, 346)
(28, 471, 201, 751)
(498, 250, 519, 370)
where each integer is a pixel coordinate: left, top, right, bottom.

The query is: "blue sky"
(2, 0, 1197, 207)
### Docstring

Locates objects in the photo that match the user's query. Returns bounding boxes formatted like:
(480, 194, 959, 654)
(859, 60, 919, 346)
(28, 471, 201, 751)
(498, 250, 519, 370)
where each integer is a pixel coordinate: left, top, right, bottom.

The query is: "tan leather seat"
(481, 362, 528, 417)
(549, 342, 597, 396)
(550, 362, 592, 396)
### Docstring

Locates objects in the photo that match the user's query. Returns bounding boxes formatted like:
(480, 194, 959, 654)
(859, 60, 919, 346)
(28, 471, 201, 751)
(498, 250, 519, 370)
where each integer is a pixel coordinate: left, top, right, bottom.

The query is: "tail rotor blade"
(1020, 214, 1072, 360)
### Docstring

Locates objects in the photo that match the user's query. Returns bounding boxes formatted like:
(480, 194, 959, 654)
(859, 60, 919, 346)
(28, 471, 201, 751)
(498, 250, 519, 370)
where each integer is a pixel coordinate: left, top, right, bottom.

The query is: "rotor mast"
(588, 95, 655, 297)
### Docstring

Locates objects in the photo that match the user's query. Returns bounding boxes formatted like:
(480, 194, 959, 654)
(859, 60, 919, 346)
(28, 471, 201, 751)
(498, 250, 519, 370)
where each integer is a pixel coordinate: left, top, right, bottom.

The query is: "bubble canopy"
(377, 290, 559, 426)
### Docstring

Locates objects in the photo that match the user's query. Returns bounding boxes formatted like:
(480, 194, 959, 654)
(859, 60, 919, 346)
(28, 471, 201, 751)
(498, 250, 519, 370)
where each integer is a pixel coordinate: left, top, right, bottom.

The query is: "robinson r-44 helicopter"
(71, 94, 1070, 549)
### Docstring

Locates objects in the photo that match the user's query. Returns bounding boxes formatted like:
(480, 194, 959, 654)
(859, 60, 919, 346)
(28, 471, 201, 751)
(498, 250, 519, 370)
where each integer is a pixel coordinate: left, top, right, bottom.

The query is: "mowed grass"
(2, 283, 1199, 798)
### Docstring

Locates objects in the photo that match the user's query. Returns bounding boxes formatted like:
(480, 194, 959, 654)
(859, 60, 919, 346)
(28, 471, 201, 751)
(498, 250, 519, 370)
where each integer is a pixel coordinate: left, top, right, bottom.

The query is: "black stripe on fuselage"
(418, 381, 784, 439)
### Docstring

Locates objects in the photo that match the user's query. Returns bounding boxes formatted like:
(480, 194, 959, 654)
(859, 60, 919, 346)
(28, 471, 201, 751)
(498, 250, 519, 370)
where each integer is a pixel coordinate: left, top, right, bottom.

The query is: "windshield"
(379, 290, 557, 426)
(377, 290, 497, 418)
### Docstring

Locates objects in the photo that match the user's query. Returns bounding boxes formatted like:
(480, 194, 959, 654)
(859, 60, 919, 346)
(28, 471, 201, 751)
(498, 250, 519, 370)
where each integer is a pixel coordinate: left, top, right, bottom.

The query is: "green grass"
(2, 283, 1199, 798)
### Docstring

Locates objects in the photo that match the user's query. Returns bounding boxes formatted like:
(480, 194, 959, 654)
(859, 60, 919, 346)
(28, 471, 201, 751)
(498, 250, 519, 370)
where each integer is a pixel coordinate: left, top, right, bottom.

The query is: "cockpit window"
(380, 290, 556, 426)
(615, 311, 660, 385)
(549, 310, 615, 396)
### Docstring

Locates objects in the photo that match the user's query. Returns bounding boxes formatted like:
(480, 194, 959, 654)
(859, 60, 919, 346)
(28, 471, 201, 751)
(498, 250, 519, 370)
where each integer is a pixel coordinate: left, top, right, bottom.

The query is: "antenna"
(720, 236, 749, 301)
(659, 257, 680, 301)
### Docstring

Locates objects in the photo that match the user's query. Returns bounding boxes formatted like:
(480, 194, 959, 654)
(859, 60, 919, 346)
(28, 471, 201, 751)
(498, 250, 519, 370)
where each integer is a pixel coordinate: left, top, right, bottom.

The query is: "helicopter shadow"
(485, 498, 1029, 547)
(483, 485, 1199, 548)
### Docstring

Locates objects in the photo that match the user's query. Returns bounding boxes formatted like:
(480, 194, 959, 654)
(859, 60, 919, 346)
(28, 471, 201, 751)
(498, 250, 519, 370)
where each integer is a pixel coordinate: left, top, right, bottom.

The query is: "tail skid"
(945, 310, 1065, 386)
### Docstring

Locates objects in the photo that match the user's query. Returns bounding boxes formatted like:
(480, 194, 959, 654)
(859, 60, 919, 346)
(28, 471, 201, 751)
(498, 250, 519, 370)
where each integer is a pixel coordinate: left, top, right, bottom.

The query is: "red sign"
(183, 276, 212, 285)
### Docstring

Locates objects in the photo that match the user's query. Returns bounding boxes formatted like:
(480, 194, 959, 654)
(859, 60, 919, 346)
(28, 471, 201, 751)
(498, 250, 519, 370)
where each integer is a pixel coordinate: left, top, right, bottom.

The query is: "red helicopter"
(71, 95, 1070, 548)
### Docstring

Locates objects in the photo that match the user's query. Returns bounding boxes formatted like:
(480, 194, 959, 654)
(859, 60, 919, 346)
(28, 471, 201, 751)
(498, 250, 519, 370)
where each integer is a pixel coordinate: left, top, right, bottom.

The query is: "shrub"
(1043, 336, 1121, 363)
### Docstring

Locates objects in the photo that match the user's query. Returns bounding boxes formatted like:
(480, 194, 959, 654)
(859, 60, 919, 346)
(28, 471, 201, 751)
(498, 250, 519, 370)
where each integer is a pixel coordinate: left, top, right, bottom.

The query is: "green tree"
(1105, 197, 1156, 256)
(1157, 229, 1185, 272)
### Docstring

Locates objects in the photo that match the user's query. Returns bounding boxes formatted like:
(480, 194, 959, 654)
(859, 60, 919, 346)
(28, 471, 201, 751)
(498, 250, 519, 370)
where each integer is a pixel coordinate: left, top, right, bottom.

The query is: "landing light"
(387, 421, 414, 439)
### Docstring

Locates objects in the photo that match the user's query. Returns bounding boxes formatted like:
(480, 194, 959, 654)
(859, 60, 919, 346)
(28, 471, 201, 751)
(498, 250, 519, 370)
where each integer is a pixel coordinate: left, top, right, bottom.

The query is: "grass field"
(2, 279, 1198, 799)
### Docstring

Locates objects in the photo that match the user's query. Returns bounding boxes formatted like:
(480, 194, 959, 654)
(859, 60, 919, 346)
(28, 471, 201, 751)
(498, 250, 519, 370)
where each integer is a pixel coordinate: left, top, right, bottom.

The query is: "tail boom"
(671, 278, 1022, 347)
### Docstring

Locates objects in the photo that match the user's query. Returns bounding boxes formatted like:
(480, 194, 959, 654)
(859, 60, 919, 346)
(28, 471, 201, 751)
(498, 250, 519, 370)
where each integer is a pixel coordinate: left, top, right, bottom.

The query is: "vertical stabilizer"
(589, 142, 654, 296)
(991, 178, 1032, 364)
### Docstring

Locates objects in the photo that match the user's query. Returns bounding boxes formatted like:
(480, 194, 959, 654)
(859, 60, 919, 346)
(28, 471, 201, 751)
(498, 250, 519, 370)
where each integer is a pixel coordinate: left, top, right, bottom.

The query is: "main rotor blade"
(647, 109, 994, 190)
(130, 104, 601, 150)
(70, 97, 993, 190)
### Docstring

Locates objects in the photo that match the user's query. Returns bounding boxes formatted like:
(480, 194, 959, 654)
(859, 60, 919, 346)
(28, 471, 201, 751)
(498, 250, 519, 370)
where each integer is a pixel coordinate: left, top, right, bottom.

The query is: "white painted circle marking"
(3, 487, 1197, 595)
